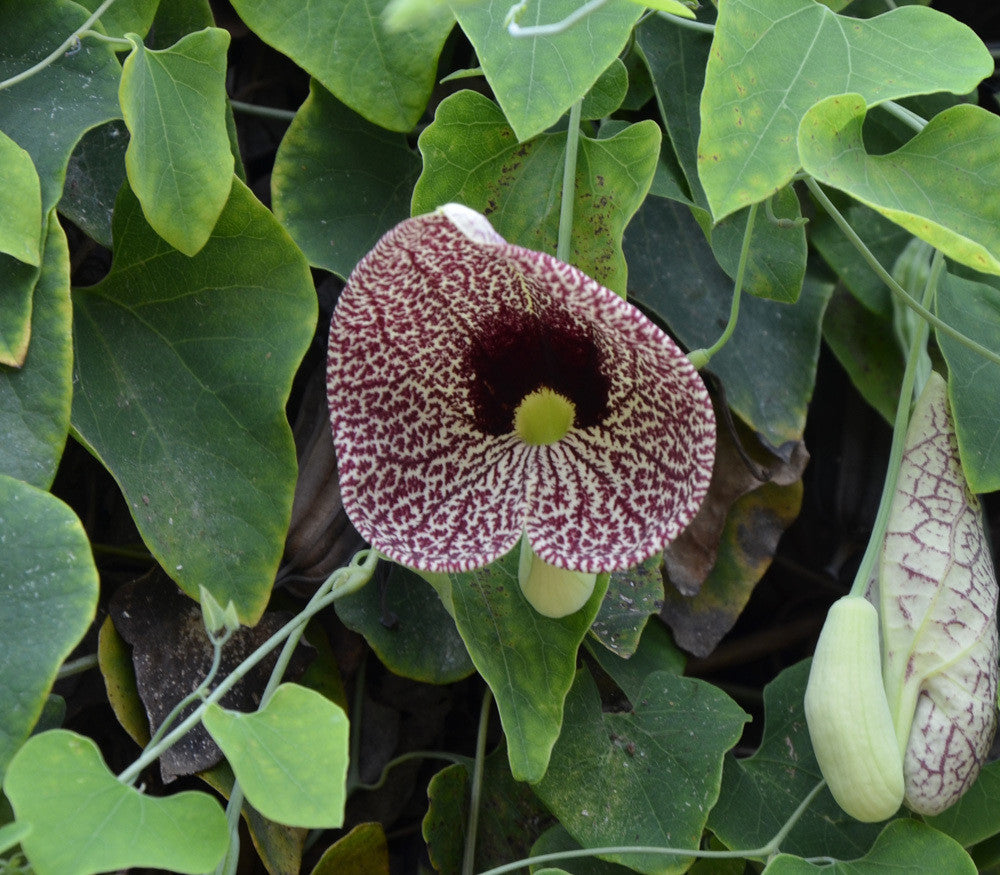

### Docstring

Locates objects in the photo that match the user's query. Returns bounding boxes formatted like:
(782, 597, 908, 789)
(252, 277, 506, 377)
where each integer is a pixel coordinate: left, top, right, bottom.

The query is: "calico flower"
(326, 204, 715, 615)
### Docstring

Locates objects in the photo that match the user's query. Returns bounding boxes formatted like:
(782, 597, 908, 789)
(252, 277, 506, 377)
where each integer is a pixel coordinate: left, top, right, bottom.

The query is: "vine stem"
(477, 779, 827, 875)
(687, 200, 759, 369)
(804, 177, 1000, 370)
(229, 99, 297, 122)
(847, 250, 941, 599)
(557, 100, 583, 264)
(461, 687, 494, 875)
(0, 0, 120, 92)
(116, 549, 379, 785)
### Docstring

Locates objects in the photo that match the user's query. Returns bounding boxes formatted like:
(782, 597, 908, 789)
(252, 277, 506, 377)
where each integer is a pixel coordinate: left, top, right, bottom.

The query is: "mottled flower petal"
(880, 371, 998, 815)
(327, 205, 715, 573)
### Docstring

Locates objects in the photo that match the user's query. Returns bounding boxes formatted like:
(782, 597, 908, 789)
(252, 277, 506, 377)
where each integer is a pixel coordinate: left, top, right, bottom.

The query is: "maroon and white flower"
(326, 204, 715, 609)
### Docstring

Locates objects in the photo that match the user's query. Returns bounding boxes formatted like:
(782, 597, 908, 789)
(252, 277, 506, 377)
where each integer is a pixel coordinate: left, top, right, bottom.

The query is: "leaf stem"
(657, 11, 715, 32)
(847, 250, 942, 599)
(56, 654, 100, 679)
(116, 549, 379, 785)
(881, 100, 927, 133)
(80, 29, 133, 50)
(687, 200, 758, 369)
(350, 750, 471, 793)
(228, 99, 297, 122)
(0, 0, 120, 91)
(804, 177, 1000, 369)
(557, 100, 583, 264)
(461, 687, 493, 875)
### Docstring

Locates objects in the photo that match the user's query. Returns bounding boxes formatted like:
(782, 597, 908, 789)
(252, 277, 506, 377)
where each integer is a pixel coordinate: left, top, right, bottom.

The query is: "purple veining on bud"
(325, 204, 716, 578)
(879, 371, 998, 816)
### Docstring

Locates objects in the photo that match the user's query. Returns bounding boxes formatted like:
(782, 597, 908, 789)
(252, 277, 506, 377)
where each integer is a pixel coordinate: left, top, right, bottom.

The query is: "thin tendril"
(505, 0, 612, 37)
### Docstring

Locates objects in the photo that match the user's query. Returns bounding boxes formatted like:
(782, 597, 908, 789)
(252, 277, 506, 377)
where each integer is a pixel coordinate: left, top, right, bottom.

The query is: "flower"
(326, 204, 715, 606)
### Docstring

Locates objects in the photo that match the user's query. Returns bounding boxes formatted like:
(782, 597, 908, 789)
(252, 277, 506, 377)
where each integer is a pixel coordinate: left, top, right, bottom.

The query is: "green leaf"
(0, 131, 41, 267)
(936, 271, 1000, 492)
(0, 256, 38, 368)
(450, 550, 608, 783)
(636, 10, 711, 207)
(422, 743, 549, 873)
(763, 819, 976, 874)
(413, 90, 660, 295)
(707, 185, 807, 303)
(698, 0, 992, 219)
(71, 179, 316, 623)
(310, 822, 389, 875)
(585, 617, 685, 704)
(708, 660, 883, 861)
(335, 563, 474, 684)
(0, 820, 31, 856)
(589, 553, 664, 657)
(204, 683, 349, 828)
(0, 476, 98, 780)
(533, 667, 747, 874)
(580, 59, 628, 121)
(59, 120, 129, 250)
(272, 81, 420, 279)
(4, 729, 228, 874)
(77, 0, 161, 38)
(800, 97, 1000, 277)
(531, 826, 637, 874)
(624, 196, 832, 444)
(822, 287, 903, 423)
(0, 1, 121, 213)
(120, 27, 234, 256)
(229, 0, 454, 132)
(454, 0, 641, 142)
(633, 0, 695, 17)
(0, 216, 73, 488)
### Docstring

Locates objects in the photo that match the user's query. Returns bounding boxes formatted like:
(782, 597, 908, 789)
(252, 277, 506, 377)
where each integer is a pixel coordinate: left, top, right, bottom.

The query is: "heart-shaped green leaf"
(204, 683, 349, 828)
(454, 0, 641, 142)
(4, 729, 228, 874)
(450, 550, 608, 783)
(272, 80, 420, 279)
(0, 216, 72, 487)
(71, 179, 316, 623)
(413, 90, 659, 295)
(229, 0, 454, 132)
(0, 476, 98, 780)
(800, 97, 1000, 276)
(533, 667, 747, 874)
(763, 819, 975, 874)
(698, 0, 991, 219)
(936, 272, 1000, 493)
(120, 27, 234, 255)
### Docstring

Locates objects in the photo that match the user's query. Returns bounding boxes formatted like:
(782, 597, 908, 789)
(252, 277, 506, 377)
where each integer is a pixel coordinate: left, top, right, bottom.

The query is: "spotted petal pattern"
(880, 371, 998, 815)
(327, 204, 715, 573)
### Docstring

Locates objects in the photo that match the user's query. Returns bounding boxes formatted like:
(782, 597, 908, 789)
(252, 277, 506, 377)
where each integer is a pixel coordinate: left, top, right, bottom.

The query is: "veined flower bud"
(805, 595, 904, 822)
(880, 371, 998, 815)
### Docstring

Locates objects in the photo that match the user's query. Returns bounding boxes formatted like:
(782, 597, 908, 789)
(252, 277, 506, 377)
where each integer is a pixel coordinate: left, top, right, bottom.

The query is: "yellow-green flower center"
(512, 388, 576, 446)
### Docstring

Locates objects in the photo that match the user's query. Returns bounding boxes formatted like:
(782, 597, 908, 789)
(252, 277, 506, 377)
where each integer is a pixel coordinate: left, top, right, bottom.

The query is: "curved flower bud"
(880, 371, 998, 815)
(326, 204, 715, 610)
(804, 596, 904, 822)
